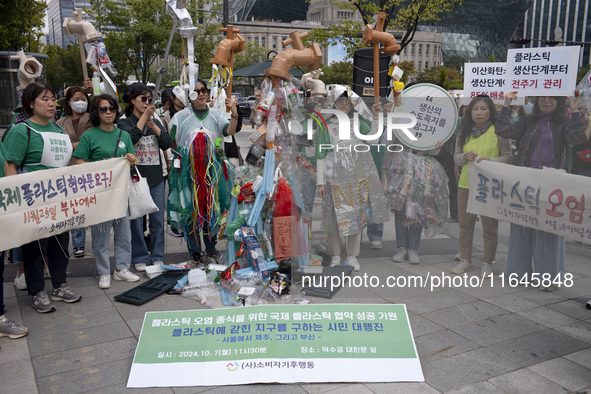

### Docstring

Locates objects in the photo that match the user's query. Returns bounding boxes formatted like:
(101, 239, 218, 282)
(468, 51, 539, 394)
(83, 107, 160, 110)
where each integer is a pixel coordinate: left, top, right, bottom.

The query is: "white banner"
(0, 158, 130, 251)
(505, 46, 581, 97)
(467, 160, 591, 243)
(463, 62, 525, 105)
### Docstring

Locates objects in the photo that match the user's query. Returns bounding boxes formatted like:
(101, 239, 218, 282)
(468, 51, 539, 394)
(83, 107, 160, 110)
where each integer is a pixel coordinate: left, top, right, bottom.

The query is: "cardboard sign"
(273, 216, 306, 260)
(467, 160, 591, 244)
(127, 304, 424, 387)
(463, 63, 525, 105)
(0, 158, 130, 250)
(392, 83, 458, 150)
(505, 46, 581, 97)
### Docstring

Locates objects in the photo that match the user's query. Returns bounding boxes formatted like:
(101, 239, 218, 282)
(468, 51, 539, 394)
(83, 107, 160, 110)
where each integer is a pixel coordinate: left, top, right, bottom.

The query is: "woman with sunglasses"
(118, 84, 172, 271)
(73, 95, 139, 289)
(168, 79, 238, 261)
(5, 82, 81, 313)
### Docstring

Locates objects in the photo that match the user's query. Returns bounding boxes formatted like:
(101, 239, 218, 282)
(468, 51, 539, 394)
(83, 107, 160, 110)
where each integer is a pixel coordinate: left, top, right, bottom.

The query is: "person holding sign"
(452, 95, 512, 277)
(73, 95, 140, 289)
(4, 83, 82, 313)
(118, 84, 173, 271)
(496, 91, 586, 291)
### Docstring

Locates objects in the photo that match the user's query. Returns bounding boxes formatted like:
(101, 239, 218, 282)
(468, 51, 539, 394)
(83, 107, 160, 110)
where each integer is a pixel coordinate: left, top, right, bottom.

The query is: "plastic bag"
(382, 151, 414, 211)
(273, 178, 299, 220)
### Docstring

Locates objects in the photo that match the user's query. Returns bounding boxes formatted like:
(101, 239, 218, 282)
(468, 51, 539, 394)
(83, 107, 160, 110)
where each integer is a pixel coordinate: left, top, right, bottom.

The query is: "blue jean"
(71, 227, 86, 248)
(12, 247, 22, 266)
(91, 213, 132, 276)
(507, 223, 565, 280)
(394, 206, 422, 251)
(185, 222, 217, 255)
(367, 223, 383, 242)
(130, 181, 165, 264)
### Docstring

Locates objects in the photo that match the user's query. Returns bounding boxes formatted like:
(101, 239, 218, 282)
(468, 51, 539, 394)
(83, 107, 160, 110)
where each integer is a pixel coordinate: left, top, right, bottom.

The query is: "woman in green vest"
(452, 95, 512, 277)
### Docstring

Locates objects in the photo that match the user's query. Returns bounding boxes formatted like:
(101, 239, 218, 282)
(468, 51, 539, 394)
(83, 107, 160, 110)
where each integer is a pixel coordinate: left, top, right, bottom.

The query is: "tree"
(44, 45, 90, 93)
(320, 60, 354, 85)
(416, 65, 463, 89)
(309, 0, 461, 60)
(0, 0, 46, 52)
(398, 61, 417, 84)
(232, 41, 267, 85)
(578, 64, 591, 85)
(443, 55, 467, 71)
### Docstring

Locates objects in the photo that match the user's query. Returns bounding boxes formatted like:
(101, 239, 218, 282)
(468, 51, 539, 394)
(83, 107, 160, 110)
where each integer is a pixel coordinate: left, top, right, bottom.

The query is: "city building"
(513, 0, 591, 66)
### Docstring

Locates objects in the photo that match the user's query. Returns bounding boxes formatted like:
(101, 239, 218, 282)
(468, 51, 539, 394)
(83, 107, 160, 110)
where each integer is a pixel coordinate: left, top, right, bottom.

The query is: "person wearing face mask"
(168, 79, 238, 262)
(496, 91, 586, 291)
(56, 86, 94, 259)
(118, 84, 173, 271)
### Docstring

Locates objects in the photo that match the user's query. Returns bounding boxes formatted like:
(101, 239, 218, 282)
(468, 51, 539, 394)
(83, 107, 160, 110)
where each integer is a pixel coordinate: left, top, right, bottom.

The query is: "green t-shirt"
(0, 142, 7, 177)
(5, 120, 68, 173)
(73, 126, 135, 162)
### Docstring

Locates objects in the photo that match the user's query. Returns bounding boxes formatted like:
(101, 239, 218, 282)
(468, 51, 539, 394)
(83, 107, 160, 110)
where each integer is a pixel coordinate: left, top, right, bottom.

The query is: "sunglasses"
(99, 105, 116, 113)
(138, 96, 152, 104)
(195, 87, 208, 96)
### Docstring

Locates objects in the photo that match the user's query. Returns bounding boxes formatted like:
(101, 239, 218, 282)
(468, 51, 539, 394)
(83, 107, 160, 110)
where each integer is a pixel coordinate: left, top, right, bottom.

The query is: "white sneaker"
(330, 256, 341, 267)
(480, 262, 493, 278)
(392, 247, 407, 262)
(113, 269, 140, 282)
(345, 256, 360, 271)
(454, 252, 461, 261)
(370, 241, 382, 250)
(152, 261, 163, 266)
(98, 275, 111, 289)
(452, 259, 474, 274)
(13, 273, 27, 290)
(134, 263, 147, 272)
(408, 249, 420, 265)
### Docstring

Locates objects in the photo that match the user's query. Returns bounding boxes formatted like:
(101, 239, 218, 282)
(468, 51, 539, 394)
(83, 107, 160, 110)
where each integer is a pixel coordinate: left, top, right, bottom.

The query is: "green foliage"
(309, 0, 462, 61)
(233, 41, 267, 85)
(0, 0, 46, 52)
(320, 60, 354, 85)
(398, 61, 417, 84)
(488, 55, 496, 62)
(416, 65, 463, 89)
(443, 55, 467, 71)
(578, 64, 591, 85)
(44, 45, 91, 92)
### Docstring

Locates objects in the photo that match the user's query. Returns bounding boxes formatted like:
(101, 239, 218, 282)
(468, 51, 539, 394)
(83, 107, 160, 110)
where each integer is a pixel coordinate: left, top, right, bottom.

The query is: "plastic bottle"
(266, 105, 278, 142)
(92, 71, 101, 96)
(188, 269, 206, 286)
(285, 81, 305, 122)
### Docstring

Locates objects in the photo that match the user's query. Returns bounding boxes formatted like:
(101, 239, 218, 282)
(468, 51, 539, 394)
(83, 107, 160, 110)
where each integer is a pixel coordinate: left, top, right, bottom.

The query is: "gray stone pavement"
(3, 127, 591, 393)
(2, 215, 591, 394)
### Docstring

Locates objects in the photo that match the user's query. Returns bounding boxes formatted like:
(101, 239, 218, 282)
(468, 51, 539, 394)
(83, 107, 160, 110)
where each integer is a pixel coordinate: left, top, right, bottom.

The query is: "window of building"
(273, 37, 277, 49)
(261, 37, 266, 48)
(426, 44, 430, 55)
(425, 61, 429, 69)
(411, 44, 415, 55)
(418, 44, 422, 55)
(418, 61, 421, 71)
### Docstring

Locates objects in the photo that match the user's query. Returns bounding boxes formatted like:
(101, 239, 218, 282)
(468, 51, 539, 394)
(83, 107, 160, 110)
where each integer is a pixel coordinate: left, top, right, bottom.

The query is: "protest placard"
(463, 62, 525, 105)
(0, 158, 130, 250)
(467, 160, 591, 243)
(127, 304, 423, 387)
(505, 46, 581, 97)
(392, 83, 458, 150)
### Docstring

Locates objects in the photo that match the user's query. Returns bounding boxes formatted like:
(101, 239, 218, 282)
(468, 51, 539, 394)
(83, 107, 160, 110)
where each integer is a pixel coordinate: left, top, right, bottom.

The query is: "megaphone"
(10, 51, 43, 91)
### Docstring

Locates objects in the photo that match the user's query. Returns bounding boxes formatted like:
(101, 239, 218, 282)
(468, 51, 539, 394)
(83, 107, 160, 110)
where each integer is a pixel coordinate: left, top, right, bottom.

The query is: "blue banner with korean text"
(467, 161, 591, 243)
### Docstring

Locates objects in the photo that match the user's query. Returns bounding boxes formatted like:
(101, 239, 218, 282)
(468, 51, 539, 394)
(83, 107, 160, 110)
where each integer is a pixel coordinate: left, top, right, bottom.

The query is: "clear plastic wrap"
(382, 151, 414, 211)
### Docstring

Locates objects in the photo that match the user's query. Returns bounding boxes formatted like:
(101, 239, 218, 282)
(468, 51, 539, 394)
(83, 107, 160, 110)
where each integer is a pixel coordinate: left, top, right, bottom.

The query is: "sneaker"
(540, 284, 554, 292)
(44, 265, 51, 279)
(452, 259, 474, 274)
(134, 263, 147, 272)
(169, 227, 184, 237)
(330, 256, 341, 267)
(345, 256, 360, 271)
(152, 261, 163, 266)
(113, 269, 140, 282)
(98, 275, 111, 289)
(392, 247, 407, 262)
(50, 283, 81, 303)
(480, 262, 493, 278)
(454, 252, 461, 261)
(13, 273, 27, 290)
(370, 241, 382, 250)
(0, 318, 29, 339)
(73, 247, 85, 258)
(408, 249, 420, 265)
(31, 291, 56, 313)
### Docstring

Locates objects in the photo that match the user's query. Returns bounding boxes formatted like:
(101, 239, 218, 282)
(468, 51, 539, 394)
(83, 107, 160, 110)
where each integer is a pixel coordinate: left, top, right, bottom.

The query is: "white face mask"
(70, 101, 88, 114)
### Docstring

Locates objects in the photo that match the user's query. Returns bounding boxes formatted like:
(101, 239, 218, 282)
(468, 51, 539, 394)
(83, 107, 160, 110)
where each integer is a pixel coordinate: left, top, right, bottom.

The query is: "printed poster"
(463, 62, 525, 105)
(127, 304, 424, 387)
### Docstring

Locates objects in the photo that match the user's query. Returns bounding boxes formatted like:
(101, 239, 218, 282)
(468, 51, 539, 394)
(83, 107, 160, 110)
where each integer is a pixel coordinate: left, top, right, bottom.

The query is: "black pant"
(22, 232, 70, 296)
(0, 251, 4, 315)
(435, 155, 458, 219)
